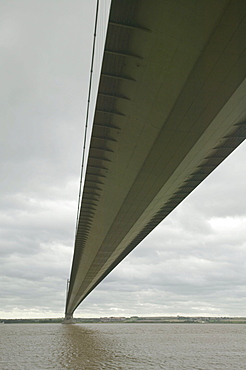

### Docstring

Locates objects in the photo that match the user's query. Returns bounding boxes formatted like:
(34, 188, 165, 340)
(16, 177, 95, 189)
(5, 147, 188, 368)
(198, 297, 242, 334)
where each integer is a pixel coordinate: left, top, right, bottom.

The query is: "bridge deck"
(66, 0, 246, 316)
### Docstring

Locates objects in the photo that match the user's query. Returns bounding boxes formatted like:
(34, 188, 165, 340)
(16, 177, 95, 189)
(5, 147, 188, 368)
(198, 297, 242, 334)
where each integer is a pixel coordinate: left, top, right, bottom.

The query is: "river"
(0, 323, 245, 369)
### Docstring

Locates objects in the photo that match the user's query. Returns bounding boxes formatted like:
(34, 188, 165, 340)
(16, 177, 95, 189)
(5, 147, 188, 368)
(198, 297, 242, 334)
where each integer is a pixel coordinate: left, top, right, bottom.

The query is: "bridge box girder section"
(66, 0, 246, 315)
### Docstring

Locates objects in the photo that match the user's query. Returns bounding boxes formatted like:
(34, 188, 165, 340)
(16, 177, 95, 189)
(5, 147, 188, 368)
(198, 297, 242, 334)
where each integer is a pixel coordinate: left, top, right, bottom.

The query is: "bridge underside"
(66, 0, 246, 316)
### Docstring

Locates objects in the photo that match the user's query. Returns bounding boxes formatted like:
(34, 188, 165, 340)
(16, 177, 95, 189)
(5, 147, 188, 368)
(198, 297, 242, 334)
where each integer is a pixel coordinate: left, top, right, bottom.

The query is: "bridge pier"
(63, 314, 74, 324)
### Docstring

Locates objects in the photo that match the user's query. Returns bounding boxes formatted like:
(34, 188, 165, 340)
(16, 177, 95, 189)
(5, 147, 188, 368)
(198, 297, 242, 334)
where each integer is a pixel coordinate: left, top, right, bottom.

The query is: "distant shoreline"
(1, 316, 246, 324)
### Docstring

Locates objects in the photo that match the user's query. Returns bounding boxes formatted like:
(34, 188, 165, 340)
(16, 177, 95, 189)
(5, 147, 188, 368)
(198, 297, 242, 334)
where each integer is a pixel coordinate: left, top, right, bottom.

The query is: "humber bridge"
(65, 0, 246, 321)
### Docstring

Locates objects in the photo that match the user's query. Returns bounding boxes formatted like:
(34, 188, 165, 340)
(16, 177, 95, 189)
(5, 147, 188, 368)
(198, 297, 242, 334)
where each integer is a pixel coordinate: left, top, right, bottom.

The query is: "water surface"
(0, 323, 245, 369)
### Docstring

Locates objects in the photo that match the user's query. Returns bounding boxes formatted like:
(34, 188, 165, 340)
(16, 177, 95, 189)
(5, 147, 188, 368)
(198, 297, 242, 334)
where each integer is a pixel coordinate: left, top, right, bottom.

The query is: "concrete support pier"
(63, 314, 74, 324)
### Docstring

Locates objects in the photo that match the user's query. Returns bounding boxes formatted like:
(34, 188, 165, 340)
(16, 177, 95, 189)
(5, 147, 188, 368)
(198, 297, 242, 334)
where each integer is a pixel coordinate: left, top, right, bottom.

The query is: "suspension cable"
(75, 0, 100, 234)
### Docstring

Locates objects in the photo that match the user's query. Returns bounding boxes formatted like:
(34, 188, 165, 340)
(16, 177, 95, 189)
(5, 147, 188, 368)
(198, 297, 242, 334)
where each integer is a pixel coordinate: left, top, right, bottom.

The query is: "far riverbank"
(2, 316, 246, 324)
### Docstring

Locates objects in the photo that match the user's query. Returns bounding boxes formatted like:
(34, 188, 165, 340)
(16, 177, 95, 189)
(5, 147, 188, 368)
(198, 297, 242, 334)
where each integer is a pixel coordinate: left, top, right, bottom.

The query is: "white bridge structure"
(65, 0, 246, 320)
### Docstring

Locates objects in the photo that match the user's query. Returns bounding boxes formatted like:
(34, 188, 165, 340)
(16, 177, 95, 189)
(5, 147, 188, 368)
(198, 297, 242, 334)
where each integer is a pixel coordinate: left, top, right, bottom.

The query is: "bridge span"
(65, 0, 246, 319)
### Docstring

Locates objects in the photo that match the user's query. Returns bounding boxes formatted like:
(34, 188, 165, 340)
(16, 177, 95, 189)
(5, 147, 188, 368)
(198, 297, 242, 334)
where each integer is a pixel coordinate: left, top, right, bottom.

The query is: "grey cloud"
(0, 0, 246, 319)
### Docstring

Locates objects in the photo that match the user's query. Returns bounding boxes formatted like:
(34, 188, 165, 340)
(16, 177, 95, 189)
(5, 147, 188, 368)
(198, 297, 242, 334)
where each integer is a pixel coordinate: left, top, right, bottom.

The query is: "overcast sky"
(1, 1, 246, 319)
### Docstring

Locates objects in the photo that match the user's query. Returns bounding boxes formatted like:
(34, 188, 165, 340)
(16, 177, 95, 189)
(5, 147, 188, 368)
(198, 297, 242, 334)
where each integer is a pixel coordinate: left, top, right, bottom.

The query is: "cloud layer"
(1, 0, 246, 319)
